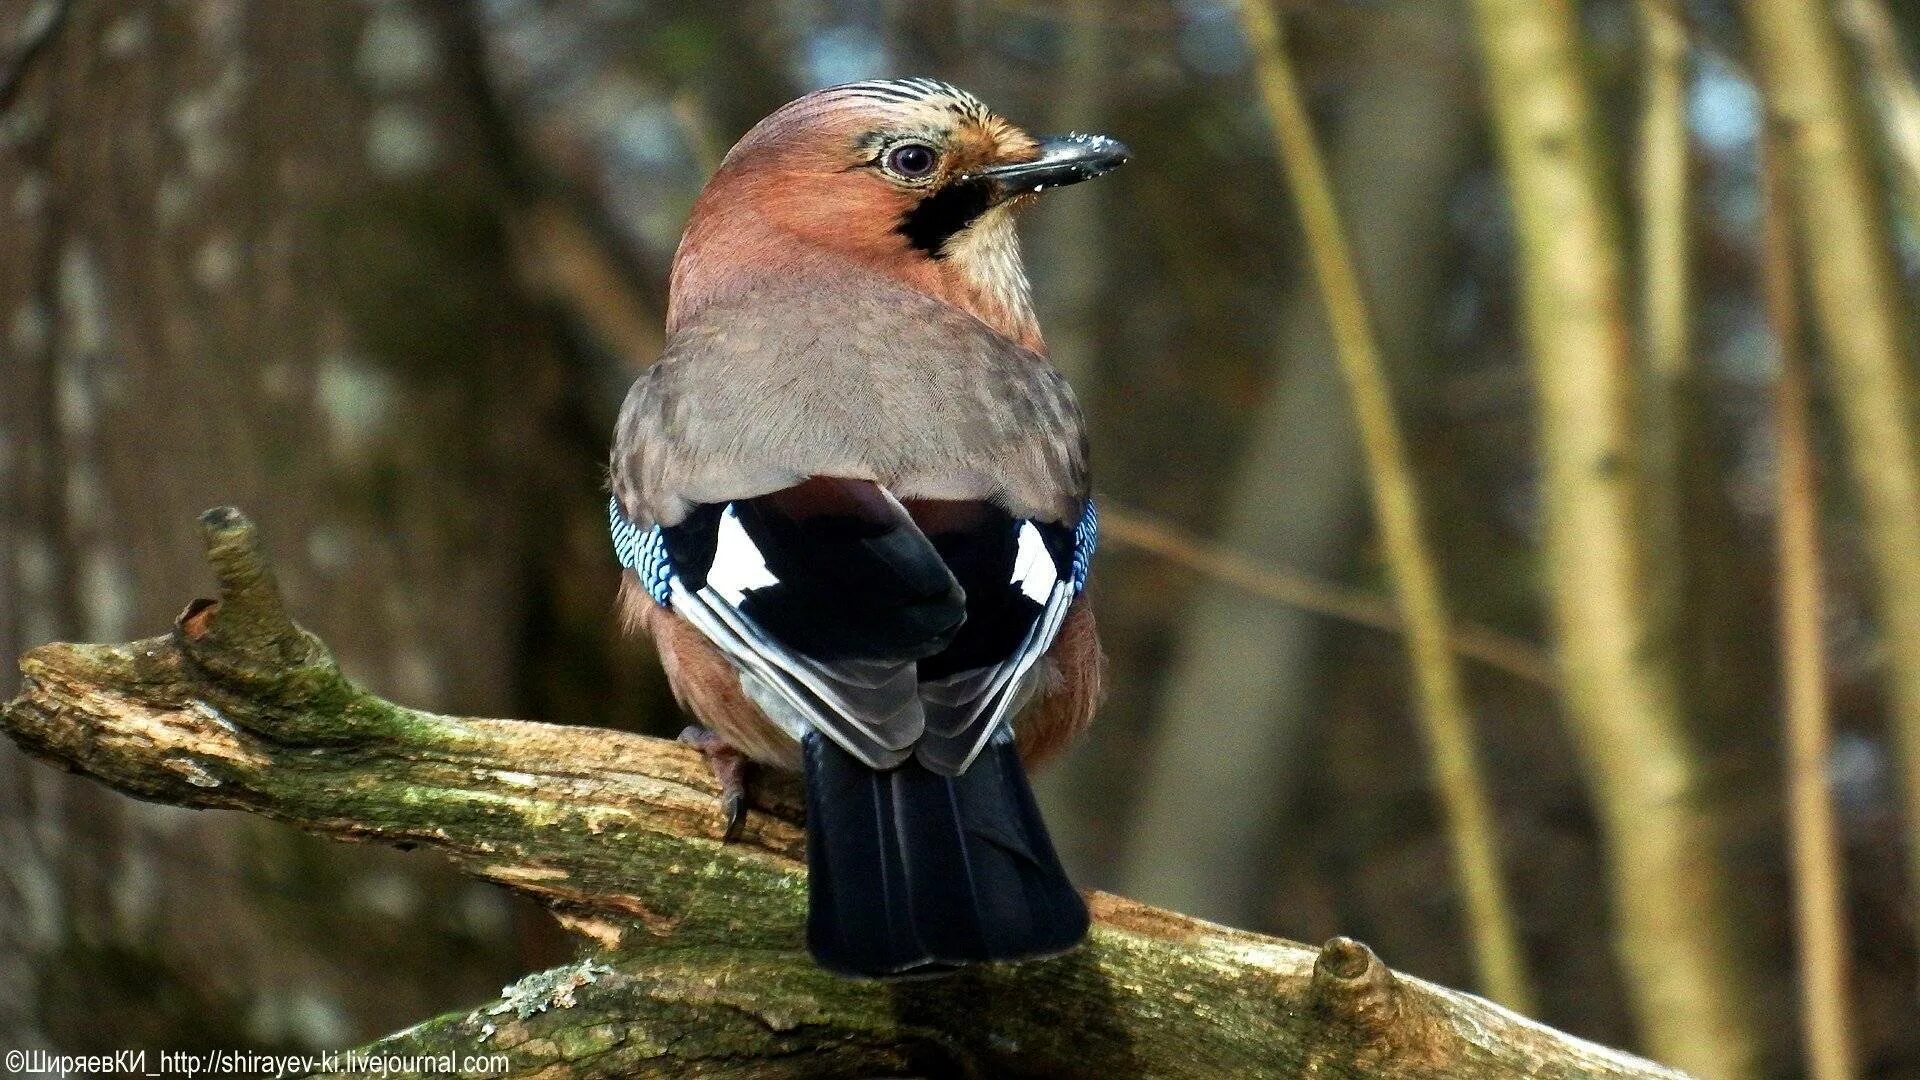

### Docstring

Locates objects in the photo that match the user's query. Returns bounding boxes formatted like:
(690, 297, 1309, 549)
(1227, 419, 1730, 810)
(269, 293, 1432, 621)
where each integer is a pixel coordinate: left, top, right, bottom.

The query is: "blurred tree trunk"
(1467, 0, 1764, 1076)
(1629, 0, 1696, 711)
(0, 0, 580, 1050)
(1744, 0, 1920, 964)
(1839, 0, 1920, 232)
(1117, 2, 1477, 925)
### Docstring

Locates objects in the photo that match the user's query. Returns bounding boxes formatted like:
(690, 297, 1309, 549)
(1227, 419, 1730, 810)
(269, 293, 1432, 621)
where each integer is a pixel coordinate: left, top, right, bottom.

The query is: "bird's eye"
(884, 143, 938, 180)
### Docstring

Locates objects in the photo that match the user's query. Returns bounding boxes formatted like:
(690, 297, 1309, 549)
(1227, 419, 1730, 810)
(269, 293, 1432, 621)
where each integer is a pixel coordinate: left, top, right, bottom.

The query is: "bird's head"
(669, 78, 1129, 353)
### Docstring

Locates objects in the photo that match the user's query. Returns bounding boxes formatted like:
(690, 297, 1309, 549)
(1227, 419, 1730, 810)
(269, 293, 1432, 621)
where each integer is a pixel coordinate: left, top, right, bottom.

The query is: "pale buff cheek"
(942, 208, 1036, 334)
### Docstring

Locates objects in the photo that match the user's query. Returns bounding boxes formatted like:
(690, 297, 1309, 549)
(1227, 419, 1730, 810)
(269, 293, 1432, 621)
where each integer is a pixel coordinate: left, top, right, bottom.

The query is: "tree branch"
(2, 508, 1687, 1079)
(1098, 503, 1559, 690)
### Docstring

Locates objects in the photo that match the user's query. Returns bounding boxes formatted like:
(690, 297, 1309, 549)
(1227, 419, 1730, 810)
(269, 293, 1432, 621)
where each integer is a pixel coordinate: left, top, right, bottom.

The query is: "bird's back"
(613, 263, 1087, 532)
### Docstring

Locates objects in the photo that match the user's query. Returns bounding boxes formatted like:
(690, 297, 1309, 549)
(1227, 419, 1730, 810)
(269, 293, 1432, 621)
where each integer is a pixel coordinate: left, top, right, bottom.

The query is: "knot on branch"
(1298, 937, 1448, 1070)
(1311, 936, 1401, 1027)
(178, 506, 309, 660)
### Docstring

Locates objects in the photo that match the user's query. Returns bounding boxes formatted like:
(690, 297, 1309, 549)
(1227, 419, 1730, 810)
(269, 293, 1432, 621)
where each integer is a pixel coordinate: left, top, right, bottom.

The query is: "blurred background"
(1, 0, 1917, 1077)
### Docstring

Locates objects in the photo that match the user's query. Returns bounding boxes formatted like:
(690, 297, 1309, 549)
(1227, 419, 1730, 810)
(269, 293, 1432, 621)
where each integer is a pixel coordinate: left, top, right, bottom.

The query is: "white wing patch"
(1011, 520, 1059, 604)
(708, 506, 780, 603)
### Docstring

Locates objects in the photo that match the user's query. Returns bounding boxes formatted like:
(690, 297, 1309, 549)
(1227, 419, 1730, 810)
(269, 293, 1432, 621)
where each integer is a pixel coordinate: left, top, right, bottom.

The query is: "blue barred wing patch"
(609, 497, 673, 606)
(1071, 500, 1097, 594)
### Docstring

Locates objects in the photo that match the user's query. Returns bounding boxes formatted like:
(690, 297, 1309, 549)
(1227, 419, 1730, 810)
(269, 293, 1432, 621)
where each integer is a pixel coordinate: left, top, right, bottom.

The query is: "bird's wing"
(642, 478, 959, 769)
(613, 490, 1095, 774)
(608, 272, 1092, 773)
(908, 500, 1095, 773)
(672, 577, 927, 769)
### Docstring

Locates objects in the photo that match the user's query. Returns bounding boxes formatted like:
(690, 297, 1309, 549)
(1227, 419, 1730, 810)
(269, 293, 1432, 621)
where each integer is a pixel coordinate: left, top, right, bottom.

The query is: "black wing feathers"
(665, 477, 966, 664)
(917, 501, 1072, 680)
(659, 503, 722, 589)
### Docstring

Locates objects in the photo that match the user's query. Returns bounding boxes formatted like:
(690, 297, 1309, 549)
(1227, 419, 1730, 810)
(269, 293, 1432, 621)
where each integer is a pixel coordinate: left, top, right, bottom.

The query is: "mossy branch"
(2, 509, 1688, 1079)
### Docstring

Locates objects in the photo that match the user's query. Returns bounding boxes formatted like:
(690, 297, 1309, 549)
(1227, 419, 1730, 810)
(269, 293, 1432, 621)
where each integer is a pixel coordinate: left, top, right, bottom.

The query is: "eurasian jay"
(608, 77, 1126, 978)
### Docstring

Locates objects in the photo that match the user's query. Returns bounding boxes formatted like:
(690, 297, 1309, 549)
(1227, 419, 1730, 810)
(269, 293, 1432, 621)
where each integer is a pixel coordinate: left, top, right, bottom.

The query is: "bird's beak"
(966, 133, 1131, 199)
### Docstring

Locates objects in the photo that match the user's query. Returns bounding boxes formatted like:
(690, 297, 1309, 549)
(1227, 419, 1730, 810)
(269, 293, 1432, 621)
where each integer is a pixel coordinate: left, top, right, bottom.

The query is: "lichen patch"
(490, 960, 617, 1020)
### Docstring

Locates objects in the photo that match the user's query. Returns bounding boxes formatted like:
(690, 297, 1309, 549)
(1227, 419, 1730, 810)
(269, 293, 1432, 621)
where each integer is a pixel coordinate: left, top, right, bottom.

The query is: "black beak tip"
(971, 132, 1132, 194)
(1050, 132, 1132, 180)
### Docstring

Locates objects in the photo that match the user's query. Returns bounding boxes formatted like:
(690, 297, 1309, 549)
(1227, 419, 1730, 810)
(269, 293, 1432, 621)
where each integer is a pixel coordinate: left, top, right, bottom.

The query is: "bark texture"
(1, 508, 1690, 1079)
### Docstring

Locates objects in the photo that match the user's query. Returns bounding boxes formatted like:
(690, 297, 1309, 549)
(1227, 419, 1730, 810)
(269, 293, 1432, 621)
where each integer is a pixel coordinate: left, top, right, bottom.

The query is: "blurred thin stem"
(1099, 505, 1558, 689)
(1838, 0, 1920, 230)
(1633, 0, 1692, 658)
(1468, 0, 1763, 1072)
(671, 90, 726, 176)
(1635, 0, 1690, 393)
(1745, 0, 1920, 967)
(1761, 127, 1859, 1080)
(1237, 0, 1534, 1015)
(0, 0, 68, 111)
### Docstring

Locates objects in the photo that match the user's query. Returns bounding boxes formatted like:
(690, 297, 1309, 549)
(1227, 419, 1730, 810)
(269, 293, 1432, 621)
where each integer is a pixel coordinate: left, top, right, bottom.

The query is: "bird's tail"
(802, 732, 1089, 978)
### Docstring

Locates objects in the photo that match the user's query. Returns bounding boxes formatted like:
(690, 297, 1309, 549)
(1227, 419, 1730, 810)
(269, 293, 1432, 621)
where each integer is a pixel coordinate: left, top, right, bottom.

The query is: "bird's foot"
(679, 725, 751, 841)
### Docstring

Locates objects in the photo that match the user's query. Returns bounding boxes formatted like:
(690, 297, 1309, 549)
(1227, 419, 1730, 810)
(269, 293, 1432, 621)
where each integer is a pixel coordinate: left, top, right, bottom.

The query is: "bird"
(608, 77, 1127, 979)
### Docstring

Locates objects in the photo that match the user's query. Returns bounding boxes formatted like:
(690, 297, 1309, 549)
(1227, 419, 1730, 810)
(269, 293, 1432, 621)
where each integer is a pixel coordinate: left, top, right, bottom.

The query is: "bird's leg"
(678, 725, 751, 841)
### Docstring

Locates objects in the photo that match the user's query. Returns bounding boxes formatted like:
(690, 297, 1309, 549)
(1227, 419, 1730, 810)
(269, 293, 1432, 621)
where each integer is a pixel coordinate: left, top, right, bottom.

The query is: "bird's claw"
(679, 725, 751, 842)
(718, 789, 747, 842)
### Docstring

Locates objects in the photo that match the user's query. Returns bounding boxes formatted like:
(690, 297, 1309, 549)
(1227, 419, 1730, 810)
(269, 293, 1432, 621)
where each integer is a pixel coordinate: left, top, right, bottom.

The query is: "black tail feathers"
(803, 733, 1089, 978)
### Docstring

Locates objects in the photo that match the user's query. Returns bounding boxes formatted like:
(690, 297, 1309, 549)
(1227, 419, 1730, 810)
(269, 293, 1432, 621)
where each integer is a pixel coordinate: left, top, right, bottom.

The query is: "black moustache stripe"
(898, 179, 996, 258)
